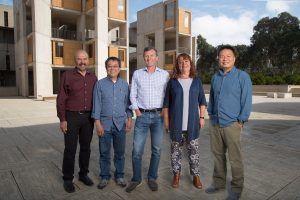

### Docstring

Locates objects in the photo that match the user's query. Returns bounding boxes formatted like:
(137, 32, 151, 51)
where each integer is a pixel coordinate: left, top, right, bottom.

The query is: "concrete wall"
(95, 0, 108, 79)
(136, 2, 164, 68)
(0, 4, 14, 27)
(32, 0, 52, 99)
(203, 84, 300, 96)
(0, 87, 18, 96)
(14, 0, 28, 96)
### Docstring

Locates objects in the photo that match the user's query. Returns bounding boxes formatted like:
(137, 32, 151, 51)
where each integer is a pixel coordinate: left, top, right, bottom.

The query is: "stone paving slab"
(0, 96, 299, 200)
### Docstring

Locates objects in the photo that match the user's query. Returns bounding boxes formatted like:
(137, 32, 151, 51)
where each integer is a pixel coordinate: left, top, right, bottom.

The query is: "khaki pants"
(209, 122, 244, 193)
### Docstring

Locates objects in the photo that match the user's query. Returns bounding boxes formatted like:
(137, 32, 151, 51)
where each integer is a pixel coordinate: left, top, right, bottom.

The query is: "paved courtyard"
(0, 95, 299, 200)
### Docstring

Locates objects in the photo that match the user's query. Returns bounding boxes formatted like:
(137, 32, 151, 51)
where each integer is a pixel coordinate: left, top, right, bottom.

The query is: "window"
(165, 53, 174, 64)
(55, 42, 64, 57)
(165, 2, 175, 21)
(6, 55, 10, 71)
(88, 44, 93, 58)
(4, 11, 8, 27)
(118, 0, 124, 12)
(118, 49, 125, 62)
(184, 12, 189, 28)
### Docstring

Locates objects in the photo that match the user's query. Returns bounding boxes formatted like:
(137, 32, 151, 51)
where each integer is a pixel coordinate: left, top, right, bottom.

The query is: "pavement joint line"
(266, 175, 300, 200)
(10, 170, 26, 200)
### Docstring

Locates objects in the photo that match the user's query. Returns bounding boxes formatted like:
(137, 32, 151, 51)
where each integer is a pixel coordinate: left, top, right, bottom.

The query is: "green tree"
(196, 35, 218, 75)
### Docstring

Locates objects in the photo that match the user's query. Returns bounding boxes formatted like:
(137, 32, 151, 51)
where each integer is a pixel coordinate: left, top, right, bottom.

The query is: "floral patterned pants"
(170, 132, 200, 176)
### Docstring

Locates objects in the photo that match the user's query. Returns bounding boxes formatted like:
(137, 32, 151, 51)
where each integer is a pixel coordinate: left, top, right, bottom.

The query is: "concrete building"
(129, 0, 196, 73)
(0, 4, 16, 89)
(14, 0, 129, 99)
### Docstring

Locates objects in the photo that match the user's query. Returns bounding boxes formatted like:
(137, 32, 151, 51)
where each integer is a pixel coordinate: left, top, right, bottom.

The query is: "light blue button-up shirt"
(208, 67, 252, 127)
(92, 77, 133, 131)
(130, 67, 169, 110)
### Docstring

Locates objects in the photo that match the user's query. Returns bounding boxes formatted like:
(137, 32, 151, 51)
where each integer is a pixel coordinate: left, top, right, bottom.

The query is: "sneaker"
(116, 178, 127, 187)
(226, 191, 241, 200)
(78, 175, 94, 186)
(63, 180, 75, 193)
(97, 179, 109, 189)
(205, 184, 225, 194)
(148, 179, 158, 191)
(125, 181, 142, 193)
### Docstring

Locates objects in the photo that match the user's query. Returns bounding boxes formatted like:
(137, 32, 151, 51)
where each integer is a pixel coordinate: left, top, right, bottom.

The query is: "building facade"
(0, 4, 15, 88)
(14, 0, 129, 99)
(129, 0, 196, 73)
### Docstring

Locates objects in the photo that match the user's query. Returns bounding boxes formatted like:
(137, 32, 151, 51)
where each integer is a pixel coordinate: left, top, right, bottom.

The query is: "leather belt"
(139, 108, 162, 112)
(67, 110, 91, 114)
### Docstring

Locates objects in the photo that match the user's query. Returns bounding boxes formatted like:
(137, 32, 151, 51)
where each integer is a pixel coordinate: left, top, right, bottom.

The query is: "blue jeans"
(131, 111, 164, 182)
(99, 124, 126, 180)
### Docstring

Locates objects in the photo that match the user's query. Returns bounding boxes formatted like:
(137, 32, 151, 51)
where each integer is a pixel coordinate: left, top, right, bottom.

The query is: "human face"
(106, 60, 120, 80)
(143, 49, 158, 68)
(218, 49, 235, 72)
(178, 57, 191, 75)
(75, 51, 89, 72)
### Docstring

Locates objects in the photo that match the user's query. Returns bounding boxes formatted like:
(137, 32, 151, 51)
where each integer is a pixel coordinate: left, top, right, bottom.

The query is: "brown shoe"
(172, 174, 180, 188)
(193, 176, 202, 189)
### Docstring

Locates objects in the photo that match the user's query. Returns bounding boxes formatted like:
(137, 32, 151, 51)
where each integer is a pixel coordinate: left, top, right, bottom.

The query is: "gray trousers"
(210, 122, 244, 193)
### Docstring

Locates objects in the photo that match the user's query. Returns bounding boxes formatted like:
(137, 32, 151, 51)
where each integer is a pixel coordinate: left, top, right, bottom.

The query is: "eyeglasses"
(107, 65, 120, 69)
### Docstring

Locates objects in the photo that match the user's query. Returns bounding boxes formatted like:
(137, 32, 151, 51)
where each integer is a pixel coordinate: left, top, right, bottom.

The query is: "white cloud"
(192, 12, 256, 46)
(266, 0, 291, 15)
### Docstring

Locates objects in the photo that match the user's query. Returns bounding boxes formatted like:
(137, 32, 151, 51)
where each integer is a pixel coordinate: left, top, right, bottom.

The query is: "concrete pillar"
(32, 0, 52, 99)
(95, 0, 108, 79)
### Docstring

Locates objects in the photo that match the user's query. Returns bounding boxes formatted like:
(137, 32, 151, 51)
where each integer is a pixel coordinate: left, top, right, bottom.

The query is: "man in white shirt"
(126, 47, 169, 193)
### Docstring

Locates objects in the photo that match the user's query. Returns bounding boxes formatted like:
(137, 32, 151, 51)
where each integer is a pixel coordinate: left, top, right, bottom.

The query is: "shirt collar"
(142, 66, 162, 72)
(106, 76, 119, 83)
(218, 66, 236, 76)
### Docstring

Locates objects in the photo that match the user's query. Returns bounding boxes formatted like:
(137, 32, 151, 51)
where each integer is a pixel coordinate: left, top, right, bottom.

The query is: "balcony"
(178, 47, 190, 55)
(52, 28, 77, 40)
(52, 0, 81, 11)
(110, 37, 126, 46)
(85, 29, 95, 40)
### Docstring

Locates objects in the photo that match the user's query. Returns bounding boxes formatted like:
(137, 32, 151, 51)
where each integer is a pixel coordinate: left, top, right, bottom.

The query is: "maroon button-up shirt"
(56, 68, 97, 122)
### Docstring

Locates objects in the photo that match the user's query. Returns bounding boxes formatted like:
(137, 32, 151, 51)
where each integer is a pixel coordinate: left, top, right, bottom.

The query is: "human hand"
(60, 121, 68, 134)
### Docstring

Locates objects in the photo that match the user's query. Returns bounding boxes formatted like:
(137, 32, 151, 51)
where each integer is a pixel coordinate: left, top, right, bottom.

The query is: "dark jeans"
(62, 111, 94, 181)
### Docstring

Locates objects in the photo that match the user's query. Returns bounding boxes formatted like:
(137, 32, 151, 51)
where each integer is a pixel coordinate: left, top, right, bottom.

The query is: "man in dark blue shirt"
(92, 57, 133, 189)
(206, 45, 252, 200)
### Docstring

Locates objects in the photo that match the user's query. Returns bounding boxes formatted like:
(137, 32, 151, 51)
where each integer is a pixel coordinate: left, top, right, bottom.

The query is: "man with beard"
(57, 49, 97, 193)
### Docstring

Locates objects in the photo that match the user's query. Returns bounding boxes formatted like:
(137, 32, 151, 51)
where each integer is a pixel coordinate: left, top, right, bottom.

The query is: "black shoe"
(79, 175, 94, 186)
(205, 184, 225, 194)
(63, 180, 75, 193)
(148, 179, 158, 191)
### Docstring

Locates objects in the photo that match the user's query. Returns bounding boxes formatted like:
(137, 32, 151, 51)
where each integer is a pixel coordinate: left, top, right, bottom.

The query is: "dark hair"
(217, 45, 237, 57)
(105, 57, 121, 69)
(171, 53, 197, 79)
(143, 46, 158, 56)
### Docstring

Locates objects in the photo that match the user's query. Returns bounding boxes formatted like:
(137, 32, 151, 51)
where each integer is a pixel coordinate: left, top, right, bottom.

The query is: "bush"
(251, 73, 300, 85)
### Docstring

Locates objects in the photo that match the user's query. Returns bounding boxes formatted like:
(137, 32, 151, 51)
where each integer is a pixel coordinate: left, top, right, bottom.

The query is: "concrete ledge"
(267, 92, 277, 98)
(278, 93, 292, 98)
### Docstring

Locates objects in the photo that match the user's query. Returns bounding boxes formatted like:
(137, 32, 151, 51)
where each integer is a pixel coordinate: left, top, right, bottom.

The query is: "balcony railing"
(85, 29, 95, 40)
(52, 28, 77, 40)
(110, 37, 127, 46)
(178, 47, 190, 54)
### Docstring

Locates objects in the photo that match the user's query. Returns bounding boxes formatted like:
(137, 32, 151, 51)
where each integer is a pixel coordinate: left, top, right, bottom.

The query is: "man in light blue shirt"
(92, 57, 133, 189)
(126, 47, 169, 193)
(206, 45, 252, 200)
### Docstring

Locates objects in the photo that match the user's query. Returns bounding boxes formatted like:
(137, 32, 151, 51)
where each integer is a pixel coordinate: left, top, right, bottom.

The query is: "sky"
(129, 0, 300, 46)
(1, 0, 299, 46)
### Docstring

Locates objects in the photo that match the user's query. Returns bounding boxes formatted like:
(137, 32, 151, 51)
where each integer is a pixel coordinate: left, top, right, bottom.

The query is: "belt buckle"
(79, 111, 84, 114)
